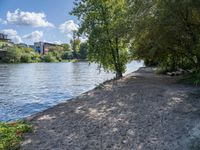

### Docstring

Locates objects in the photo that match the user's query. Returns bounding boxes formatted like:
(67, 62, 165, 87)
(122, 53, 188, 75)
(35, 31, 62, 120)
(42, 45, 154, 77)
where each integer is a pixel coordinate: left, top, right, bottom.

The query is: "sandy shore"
(21, 67, 200, 150)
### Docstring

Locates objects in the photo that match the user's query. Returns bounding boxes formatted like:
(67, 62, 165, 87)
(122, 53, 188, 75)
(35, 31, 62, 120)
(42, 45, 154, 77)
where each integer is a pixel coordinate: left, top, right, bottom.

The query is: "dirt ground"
(21, 68, 200, 150)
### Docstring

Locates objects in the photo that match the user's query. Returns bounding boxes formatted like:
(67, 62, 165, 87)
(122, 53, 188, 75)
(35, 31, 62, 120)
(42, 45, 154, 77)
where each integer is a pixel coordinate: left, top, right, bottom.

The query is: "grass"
(0, 121, 32, 150)
(178, 72, 200, 86)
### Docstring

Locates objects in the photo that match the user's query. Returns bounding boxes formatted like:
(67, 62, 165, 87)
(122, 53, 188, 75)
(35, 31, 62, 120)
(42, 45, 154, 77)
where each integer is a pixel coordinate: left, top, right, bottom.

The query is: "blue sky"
(0, 0, 79, 45)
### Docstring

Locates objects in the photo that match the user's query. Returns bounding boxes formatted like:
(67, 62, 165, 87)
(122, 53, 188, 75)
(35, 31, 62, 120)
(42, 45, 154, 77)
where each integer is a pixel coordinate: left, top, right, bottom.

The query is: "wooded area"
(72, 0, 200, 78)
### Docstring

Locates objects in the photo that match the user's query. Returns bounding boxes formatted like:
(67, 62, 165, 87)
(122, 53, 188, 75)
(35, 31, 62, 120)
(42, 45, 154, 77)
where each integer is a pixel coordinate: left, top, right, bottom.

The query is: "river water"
(0, 61, 143, 122)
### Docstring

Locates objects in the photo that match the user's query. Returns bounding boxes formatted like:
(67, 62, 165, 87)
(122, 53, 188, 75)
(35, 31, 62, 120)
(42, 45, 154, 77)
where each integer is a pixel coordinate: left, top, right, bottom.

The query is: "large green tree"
(71, 0, 130, 77)
(128, 0, 200, 71)
(70, 31, 81, 59)
(79, 42, 88, 59)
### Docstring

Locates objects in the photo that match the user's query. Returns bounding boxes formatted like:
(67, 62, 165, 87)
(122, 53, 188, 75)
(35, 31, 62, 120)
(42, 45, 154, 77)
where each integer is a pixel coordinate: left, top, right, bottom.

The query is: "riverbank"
(0, 59, 87, 64)
(21, 67, 200, 150)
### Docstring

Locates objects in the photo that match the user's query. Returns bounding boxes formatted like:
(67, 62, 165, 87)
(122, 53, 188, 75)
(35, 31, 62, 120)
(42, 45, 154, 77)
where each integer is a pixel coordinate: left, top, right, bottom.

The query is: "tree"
(42, 53, 57, 62)
(61, 51, 74, 60)
(49, 46, 65, 61)
(71, 0, 130, 77)
(62, 43, 71, 51)
(79, 42, 88, 59)
(128, 0, 200, 71)
(3, 47, 22, 63)
(70, 31, 81, 59)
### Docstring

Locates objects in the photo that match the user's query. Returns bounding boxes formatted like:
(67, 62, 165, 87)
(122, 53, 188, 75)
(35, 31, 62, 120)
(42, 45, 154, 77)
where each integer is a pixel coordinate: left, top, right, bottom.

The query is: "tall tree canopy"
(70, 31, 81, 59)
(72, 0, 200, 74)
(71, 0, 130, 77)
(128, 0, 200, 70)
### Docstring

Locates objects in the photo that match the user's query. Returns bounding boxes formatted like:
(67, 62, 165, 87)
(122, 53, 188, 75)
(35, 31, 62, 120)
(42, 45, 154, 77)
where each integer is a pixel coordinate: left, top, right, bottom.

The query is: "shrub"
(2, 47, 22, 63)
(179, 71, 200, 86)
(42, 53, 57, 62)
(20, 54, 33, 63)
(61, 51, 74, 60)
(0, 121, 32, 150)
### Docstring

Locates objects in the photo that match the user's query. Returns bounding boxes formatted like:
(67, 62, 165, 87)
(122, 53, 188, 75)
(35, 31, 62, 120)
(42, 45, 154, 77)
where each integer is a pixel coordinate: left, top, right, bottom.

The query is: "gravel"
(21, 68, 200, 150)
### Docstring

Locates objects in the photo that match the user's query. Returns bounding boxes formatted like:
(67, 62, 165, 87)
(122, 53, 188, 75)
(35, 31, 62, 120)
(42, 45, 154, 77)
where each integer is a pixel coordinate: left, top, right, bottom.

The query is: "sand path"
(21, 68, 200, 150)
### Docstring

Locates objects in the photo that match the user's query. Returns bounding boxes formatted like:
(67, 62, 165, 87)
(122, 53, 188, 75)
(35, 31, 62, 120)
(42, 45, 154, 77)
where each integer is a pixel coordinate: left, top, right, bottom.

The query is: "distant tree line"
(0, 40, 89, 63)
(42, 40, 88, 62)
(71, 0, 200, 77)
(1, 46, 40, 63)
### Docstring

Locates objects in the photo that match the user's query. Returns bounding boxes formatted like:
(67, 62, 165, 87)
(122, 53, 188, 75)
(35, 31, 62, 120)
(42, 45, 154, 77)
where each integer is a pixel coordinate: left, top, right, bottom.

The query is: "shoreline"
(21, 67, 200, 149)
(24, 67, 152, 122)
(0, 61, 143, 122)
(0, 59, 88, 64)
(24, 67, 139, 122)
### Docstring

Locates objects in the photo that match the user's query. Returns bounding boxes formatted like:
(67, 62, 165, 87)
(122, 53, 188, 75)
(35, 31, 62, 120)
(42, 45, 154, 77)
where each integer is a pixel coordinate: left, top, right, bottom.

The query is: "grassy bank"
(0, 121, 32, 150)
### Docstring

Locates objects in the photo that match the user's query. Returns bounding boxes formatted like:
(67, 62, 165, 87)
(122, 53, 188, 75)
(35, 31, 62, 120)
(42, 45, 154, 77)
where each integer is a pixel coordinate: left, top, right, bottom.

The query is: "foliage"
(31, 53, 41, 62)
(71, 0, 130, 77)
(0, 121, 32, 150)
(70, 32, 81, 59)
(1, 46, 41, 63)
(0, 41, 10, 48)
(48, 46, 65, 62)
(128, 0, 200, 71)
(61, 43, 71, 51)
(179, 71, 200, 86)
(2, 47, 22, 63)
(0, 43, 88, 63)
(20, 53, 33, 63)
(79, 42, 88, 59)
(41, 53, 58, 62)
(61, 51, 74, 60)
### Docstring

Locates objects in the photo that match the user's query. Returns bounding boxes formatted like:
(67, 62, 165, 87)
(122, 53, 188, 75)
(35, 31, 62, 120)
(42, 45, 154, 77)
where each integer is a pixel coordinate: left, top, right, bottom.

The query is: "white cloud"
(54, 41, 62, 45)
(59, 20, 78, 34)
(2, 29, 17, 36)
(12, 36, 23, 44)
(2, 29, 22, 43)
(6, 9, 54, 28)
(66, 33, 73, 39)
(23, 31, 43, 42)
(59, 20, 87, 43)
(0, 18, 7, 25)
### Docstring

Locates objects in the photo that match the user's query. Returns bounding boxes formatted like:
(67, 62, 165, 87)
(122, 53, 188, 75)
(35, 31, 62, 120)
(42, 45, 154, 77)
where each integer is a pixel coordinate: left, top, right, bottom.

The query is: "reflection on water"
(0, 61, 143, 122)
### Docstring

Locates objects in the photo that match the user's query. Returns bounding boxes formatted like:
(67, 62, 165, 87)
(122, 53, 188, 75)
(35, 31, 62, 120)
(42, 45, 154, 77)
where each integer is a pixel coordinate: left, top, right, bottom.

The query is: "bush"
(61, 51, 74, 60)
(20, 54, 33, 63)
(0, 122, 32, 150)
(179, 71, 200, 86)
(79, 43, 88, 59)
(2, 46, 42, 63)
(32, 53, 41, 62)
(144, 59, 158, 67)
(2, 47, 22, 63)
(42, 53, 57, 62)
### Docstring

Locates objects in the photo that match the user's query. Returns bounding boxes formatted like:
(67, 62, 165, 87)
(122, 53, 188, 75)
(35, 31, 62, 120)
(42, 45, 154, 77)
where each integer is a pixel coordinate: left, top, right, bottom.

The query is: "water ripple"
(0, 61, 143, 122)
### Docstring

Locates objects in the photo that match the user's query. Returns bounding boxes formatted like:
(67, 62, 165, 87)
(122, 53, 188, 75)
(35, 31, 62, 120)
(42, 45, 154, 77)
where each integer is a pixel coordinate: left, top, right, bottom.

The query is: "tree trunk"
(116, 70, 123, 78)
(115, 37, 123, 78)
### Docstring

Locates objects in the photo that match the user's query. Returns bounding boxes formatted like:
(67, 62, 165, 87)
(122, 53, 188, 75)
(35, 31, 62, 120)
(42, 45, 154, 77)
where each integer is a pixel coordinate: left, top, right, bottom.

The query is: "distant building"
(0, 33, 11, 42)
(34, 42, 58, 55)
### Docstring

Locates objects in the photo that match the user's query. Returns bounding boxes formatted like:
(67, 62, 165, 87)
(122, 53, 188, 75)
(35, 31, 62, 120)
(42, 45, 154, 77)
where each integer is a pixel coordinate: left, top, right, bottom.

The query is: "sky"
(0, 0, 81, 45)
